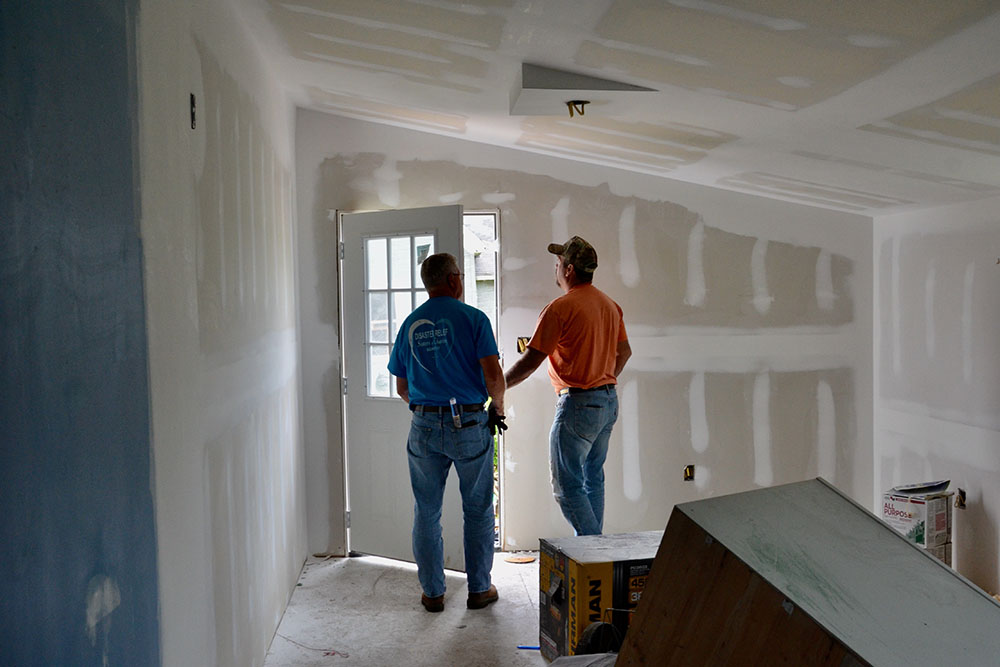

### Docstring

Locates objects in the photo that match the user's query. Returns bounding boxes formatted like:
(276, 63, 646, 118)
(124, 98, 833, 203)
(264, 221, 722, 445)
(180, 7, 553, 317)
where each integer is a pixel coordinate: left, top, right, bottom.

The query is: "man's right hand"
(487, 403, 507, 436)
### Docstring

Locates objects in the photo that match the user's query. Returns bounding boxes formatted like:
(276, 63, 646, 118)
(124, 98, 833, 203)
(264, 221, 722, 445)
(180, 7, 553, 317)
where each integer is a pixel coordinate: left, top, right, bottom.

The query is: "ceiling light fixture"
(566, 100, 590, 117)
(512, 64, 654, 117)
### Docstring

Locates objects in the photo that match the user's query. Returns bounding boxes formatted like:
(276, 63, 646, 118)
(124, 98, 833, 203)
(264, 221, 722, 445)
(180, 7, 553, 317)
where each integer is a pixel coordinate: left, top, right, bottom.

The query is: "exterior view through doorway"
(462, 212, 502, 548)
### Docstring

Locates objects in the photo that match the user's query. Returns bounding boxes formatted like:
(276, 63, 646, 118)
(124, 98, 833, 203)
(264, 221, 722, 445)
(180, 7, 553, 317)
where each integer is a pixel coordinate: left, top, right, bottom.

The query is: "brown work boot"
(466, 584, 499, 609)
(421, 593, 445, 613)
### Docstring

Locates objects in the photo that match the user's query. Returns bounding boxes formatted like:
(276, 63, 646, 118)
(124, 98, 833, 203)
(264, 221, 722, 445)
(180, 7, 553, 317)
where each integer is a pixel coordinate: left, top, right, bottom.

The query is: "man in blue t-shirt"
(388, 252, 506, 613)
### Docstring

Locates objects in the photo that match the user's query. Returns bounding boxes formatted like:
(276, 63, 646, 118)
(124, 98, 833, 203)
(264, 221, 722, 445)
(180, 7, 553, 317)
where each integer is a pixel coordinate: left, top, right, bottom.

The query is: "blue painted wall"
(1, 1, 161, 665)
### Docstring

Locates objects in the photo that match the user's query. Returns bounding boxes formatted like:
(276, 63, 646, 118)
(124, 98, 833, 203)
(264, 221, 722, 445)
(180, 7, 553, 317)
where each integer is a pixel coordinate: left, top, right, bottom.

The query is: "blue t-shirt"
(388, 296, 498, 406)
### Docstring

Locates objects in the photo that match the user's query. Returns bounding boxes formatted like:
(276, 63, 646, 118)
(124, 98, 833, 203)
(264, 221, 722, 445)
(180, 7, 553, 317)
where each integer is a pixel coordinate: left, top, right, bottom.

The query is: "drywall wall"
(138, 1, 306, 665)
(1, 1, 160, 664)
(876, 196, 1000, 594)
(296, 110, 873, 553)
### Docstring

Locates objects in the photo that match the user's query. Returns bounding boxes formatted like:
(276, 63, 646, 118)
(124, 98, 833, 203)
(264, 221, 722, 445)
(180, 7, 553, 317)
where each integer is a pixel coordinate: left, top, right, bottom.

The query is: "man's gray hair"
(420, 252, 459, 289)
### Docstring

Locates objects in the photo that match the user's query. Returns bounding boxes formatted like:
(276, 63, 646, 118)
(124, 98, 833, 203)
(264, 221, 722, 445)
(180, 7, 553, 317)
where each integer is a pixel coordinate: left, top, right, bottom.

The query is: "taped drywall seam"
(482, 192, 515, 204)
(891, 236, 902, 376)
(752, 239, 772, 314)
(694, 464, 710, 491)
(963, 262, 974, 383)
(817, 379, 835, 481)
(621, 379, 642, 501)
(925, 261, 936, 358)
(690, 372, 708, 453)
(816, 249, 834, 310)
(439, 191, 464, 203)
(685, 219, 706, 307)
(374, 158, 401, 207)
(551, 195, 570, 242)
(753, 371, 773, 487)
(619, 203, 640, 287)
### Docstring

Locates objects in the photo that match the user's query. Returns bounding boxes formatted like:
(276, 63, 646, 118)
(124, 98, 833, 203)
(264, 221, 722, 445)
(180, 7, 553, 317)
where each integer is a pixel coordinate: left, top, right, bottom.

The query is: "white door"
(340, 205, 466, 569)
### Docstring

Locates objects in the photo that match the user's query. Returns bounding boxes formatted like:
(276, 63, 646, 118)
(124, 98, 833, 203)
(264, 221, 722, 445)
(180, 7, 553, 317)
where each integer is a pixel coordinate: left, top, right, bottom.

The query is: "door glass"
(369, 345, 391, 398)
(366, 238, 388, 290)
(390, 237, 411, 289)
(364, 232, 435, 398)
(368, 292, 388, 343)
(414, 235, 434, 285)
(391, 291, 412, 342)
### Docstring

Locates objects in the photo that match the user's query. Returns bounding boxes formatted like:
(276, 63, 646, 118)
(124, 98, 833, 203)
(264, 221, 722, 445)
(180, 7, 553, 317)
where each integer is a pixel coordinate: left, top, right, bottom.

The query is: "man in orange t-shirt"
(504, 236, 631, 535)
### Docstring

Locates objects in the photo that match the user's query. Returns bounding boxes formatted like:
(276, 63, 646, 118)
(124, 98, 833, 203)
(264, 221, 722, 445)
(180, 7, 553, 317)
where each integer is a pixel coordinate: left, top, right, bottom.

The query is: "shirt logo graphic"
(408, 318, 454, 373)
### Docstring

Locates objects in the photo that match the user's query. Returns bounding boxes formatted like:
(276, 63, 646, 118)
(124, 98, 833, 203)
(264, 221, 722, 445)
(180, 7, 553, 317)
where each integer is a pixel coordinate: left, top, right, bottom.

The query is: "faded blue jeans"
(407, 409, 495, 598)
(550, 386, 618, 536)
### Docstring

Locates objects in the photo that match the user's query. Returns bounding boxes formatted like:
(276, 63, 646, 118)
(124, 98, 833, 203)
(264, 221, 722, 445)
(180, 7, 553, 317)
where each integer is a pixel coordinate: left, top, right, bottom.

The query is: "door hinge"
(345, 510, 351, 528)
(342, 377, 347, 395)
(339, 241, 345, 260)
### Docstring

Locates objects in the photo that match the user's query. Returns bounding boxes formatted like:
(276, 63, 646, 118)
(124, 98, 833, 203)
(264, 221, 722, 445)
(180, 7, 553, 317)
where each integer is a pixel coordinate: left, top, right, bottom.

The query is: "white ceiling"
(236, 0, 1000, 215)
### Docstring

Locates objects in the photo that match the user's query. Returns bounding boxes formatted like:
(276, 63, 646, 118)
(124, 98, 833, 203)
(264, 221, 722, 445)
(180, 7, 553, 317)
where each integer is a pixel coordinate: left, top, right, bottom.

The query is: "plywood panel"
(619, 479, 1000, 665)
(618, 510, 860, 666)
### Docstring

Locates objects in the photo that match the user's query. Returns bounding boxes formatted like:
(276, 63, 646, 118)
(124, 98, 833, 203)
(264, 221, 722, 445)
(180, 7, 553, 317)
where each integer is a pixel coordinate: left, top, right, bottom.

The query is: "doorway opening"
(462, 211, 502, 549)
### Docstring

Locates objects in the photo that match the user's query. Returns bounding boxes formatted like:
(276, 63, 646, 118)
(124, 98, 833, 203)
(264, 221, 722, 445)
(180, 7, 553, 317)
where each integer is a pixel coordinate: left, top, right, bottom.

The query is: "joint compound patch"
(86, 575, 121, 666)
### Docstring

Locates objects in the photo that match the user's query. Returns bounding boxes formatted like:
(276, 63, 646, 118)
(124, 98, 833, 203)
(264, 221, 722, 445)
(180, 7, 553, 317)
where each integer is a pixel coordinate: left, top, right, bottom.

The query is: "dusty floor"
(265, 551, 549, 666)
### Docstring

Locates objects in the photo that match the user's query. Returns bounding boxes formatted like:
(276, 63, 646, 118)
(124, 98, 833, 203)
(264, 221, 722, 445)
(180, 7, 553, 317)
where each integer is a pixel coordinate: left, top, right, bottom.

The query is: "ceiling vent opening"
(511, 63, 656, 117)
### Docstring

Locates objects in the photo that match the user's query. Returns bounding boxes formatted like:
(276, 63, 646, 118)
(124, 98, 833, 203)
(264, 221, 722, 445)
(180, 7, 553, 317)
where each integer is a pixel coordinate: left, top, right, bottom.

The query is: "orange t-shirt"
(527, 283, 628, 393)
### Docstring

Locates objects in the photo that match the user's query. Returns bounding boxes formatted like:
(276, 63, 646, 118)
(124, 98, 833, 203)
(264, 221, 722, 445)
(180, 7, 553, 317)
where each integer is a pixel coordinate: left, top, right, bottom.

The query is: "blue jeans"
(407, 409, 495, 598)
(549, 386, 618, 536)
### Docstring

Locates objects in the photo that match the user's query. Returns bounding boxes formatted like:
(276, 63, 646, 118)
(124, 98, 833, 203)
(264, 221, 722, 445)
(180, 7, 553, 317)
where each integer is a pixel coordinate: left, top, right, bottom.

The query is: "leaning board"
(618, 478, 1000, 666)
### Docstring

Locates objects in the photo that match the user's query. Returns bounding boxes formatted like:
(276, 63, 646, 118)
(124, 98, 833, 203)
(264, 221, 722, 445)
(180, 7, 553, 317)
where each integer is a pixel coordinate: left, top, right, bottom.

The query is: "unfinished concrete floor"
(265, 551, 549, 666)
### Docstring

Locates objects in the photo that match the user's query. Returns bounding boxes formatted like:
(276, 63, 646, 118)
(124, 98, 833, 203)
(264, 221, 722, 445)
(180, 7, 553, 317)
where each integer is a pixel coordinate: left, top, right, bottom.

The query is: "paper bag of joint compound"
(882, 480, 952, 548)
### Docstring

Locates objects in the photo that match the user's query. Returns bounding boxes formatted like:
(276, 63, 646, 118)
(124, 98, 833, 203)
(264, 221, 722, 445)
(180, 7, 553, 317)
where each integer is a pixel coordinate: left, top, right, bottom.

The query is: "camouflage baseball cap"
(548, 236, 598, 273)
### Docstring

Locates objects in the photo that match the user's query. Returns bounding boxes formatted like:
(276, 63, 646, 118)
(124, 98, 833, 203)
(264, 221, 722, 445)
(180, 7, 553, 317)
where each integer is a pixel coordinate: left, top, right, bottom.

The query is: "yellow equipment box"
(539, 531, 662, 661)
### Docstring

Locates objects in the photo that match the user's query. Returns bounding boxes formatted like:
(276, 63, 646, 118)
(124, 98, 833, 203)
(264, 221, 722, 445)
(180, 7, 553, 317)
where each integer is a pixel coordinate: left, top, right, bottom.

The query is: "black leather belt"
(410, 404, 484, 414)
(558, 384, 614, 396)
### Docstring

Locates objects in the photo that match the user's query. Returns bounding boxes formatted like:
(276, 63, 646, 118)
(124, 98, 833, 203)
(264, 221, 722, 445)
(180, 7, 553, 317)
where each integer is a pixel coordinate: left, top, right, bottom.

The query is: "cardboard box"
(925, 542, 952, 567)
(539, 531, 662, 661)
(882, 481, 953, 548)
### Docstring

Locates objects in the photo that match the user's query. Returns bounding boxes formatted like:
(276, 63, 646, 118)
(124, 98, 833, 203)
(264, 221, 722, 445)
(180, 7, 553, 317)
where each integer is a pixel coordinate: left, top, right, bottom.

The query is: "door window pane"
(390, 237, 412, 289)
(369, 292, 388, 343)
(364, 232, 434, 399)
(366, 238, 388, 290)
(391, 291, 412, 342)
(369, 345, 391, 397)
(414, 235, 434, 286)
